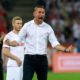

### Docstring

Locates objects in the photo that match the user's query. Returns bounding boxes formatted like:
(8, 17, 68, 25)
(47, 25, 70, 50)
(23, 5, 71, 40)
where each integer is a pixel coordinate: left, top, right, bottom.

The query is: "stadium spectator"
(72, 15, 80, 42)
(63, 18, 73, 43)
(76, 37, 80, 52)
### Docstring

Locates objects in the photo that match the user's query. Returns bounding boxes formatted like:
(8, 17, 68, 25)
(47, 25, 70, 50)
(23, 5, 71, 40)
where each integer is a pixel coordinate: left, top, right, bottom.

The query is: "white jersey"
(3, 31, 25, 67)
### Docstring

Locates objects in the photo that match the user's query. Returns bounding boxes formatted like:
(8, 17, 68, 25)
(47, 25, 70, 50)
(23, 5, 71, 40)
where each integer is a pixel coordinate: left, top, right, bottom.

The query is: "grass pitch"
(4, 70, 80, 80)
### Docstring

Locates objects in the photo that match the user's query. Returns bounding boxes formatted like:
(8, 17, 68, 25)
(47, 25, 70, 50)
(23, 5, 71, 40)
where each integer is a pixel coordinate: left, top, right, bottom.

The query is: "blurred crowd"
(0, 1, 15, 78)
(0, 0, 15, 53)
(37, 0, 80, 53)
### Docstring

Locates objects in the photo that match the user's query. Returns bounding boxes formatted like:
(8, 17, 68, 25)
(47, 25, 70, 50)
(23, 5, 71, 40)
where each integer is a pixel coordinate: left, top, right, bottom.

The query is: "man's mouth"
(39, 17, 43, 19)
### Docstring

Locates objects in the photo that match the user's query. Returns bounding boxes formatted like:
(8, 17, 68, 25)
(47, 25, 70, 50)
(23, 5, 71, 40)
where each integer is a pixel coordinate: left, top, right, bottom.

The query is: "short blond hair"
(12, 16, 22, 23)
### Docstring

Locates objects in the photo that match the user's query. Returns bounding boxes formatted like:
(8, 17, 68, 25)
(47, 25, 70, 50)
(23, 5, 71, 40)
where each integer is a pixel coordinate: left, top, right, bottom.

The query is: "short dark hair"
(34, 5, 45, 11)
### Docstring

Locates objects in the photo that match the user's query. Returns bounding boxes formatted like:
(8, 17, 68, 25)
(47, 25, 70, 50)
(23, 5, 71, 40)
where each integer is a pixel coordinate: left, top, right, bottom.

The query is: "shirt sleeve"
(19, 23, 27, 42)
(3, 35, 10, 48)
(48, 26, 60, 48)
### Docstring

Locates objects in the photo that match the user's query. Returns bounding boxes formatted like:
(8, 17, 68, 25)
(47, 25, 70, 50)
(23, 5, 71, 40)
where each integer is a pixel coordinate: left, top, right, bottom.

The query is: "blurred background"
(0, 0, 80, 50)
(0, 0, 80, 80)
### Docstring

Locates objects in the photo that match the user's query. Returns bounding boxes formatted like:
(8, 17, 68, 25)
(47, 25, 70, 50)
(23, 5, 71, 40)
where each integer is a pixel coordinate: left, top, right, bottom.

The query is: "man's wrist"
(64, 48, 67, 52)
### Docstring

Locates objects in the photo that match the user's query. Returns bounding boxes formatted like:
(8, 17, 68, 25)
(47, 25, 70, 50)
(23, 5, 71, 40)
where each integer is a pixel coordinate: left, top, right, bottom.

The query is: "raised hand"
(65, 45, 74, 53)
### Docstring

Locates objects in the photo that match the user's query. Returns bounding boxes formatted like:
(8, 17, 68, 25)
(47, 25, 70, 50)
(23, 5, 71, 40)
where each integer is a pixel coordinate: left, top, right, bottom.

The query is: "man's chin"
(17, 29, 20, 32)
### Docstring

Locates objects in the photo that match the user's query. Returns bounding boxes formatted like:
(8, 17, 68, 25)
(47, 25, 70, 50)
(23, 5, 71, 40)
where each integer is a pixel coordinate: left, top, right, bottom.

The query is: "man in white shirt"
(2, 16, 25, 80)
(5, 5, 73, 80)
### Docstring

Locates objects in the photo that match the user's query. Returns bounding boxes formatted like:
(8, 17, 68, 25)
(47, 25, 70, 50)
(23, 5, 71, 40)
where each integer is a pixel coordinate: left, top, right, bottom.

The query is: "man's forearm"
(5, 39, 19, 47)
(2, 48, 19, 61)
(54, 44, 66, 52)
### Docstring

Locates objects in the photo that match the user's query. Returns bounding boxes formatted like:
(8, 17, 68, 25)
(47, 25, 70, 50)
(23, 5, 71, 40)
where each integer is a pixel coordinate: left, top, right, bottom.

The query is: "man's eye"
(39, 11, 41, 13)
